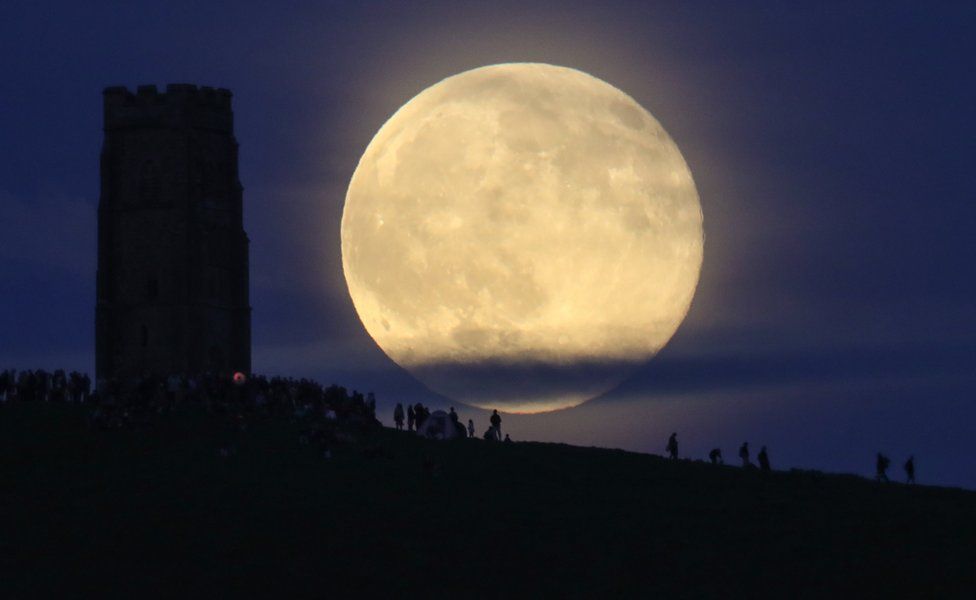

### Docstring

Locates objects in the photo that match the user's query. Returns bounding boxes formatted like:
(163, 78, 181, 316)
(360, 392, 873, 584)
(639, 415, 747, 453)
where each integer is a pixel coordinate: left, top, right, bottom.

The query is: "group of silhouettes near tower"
(665, 431, 918, 483)
(392, 402, 512, 442)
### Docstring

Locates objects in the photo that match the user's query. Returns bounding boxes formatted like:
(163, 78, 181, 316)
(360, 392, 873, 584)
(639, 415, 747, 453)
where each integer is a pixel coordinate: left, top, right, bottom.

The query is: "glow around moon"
(342, 63, 703, 413)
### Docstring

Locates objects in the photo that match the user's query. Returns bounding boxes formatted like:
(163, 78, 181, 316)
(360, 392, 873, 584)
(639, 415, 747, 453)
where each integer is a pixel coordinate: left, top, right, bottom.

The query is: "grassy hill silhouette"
(3, 401, 974, 597)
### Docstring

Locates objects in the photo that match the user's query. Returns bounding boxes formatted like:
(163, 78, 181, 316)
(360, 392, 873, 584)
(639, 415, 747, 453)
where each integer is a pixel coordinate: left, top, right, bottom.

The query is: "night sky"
(2, 2, 974, 487)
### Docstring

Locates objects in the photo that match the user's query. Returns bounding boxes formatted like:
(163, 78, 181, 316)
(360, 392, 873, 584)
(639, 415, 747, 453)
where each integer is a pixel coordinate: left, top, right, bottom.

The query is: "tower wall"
(96, 84, 251, 382)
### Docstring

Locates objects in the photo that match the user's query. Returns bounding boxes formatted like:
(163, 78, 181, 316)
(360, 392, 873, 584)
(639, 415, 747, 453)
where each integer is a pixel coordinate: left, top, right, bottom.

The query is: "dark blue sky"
(2, 2, 974, 486)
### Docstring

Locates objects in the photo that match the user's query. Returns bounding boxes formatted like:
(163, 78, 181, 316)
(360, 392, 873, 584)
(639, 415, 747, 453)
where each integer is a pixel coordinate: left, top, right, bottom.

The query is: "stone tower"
(96, 84, 251, 381)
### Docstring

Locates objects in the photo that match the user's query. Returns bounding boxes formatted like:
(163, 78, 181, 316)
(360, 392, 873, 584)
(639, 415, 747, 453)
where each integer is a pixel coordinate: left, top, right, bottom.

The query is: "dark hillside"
(2, 402, 974, 598)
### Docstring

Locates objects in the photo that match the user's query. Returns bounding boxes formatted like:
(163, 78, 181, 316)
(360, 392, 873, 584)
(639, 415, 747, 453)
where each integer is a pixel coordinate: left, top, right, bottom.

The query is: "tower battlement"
(103, 84, 234, 132)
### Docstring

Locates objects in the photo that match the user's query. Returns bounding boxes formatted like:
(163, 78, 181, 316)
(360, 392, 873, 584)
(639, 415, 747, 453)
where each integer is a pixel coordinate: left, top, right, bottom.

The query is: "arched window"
(139, 160, 160, 205)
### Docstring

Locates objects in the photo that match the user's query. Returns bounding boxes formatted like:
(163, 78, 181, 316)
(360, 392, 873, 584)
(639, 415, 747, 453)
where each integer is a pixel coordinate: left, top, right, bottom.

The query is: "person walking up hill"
(876, 453, 891, 482)
(739, 442, 751, 467)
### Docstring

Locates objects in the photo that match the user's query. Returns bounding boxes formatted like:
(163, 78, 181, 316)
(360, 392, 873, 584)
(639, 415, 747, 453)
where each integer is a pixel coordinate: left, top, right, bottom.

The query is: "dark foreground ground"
(2, 402, 974, 598)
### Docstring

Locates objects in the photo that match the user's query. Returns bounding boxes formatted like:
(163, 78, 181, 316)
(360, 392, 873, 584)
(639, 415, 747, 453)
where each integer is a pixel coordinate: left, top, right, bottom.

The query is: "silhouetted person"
(739, 442, 750, 467)
(393, 403, 404, 431)
(449, 406, 459, 423)
(504, 434, 512, 443)
(414, 403, 427, 430)
(904, 455, 915, 484)
(709, 448, 723, 465)
(483, 427, 496, 441)
(490, 409, 502, 440)
(876, 452, 890, 482)
(666, 432, 679, 460)
(367, 392, 377, 418)
(407, 404, 415, 431)
(467, 419, 475, 438)
(757, 446, 771, 472)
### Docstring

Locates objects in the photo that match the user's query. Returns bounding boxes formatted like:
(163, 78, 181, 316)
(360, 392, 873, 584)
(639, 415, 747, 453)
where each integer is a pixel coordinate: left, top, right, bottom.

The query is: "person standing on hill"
(414, 403, 427, 430)
(666, 432, 679, 460)
(904, 455, 915, 484)
(757, 446, 771, 472)
(739, 442, 751, 467)
(393, 403, 405, 431)
(407, 404, 415, 431)
(876, 453, 891, 482)
(490, 409, 502, 441)
(467, 419, 475, 438)
(709, 448, 723, 465)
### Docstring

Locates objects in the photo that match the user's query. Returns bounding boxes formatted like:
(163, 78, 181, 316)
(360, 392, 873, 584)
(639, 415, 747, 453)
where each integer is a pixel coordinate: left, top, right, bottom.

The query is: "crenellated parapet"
(103, 84, 234, 133)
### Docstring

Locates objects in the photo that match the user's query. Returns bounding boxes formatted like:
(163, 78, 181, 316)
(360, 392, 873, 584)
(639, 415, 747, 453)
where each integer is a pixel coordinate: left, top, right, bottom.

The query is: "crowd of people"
(0, 369, 91, 403)
(1, 368, 919, 482)
(0, 368, 380, 435)
(391, 402, 511, 443)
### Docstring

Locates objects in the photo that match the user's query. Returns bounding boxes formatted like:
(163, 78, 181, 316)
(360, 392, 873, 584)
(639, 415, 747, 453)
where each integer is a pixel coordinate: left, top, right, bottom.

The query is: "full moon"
(341, 63, 703, 413)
